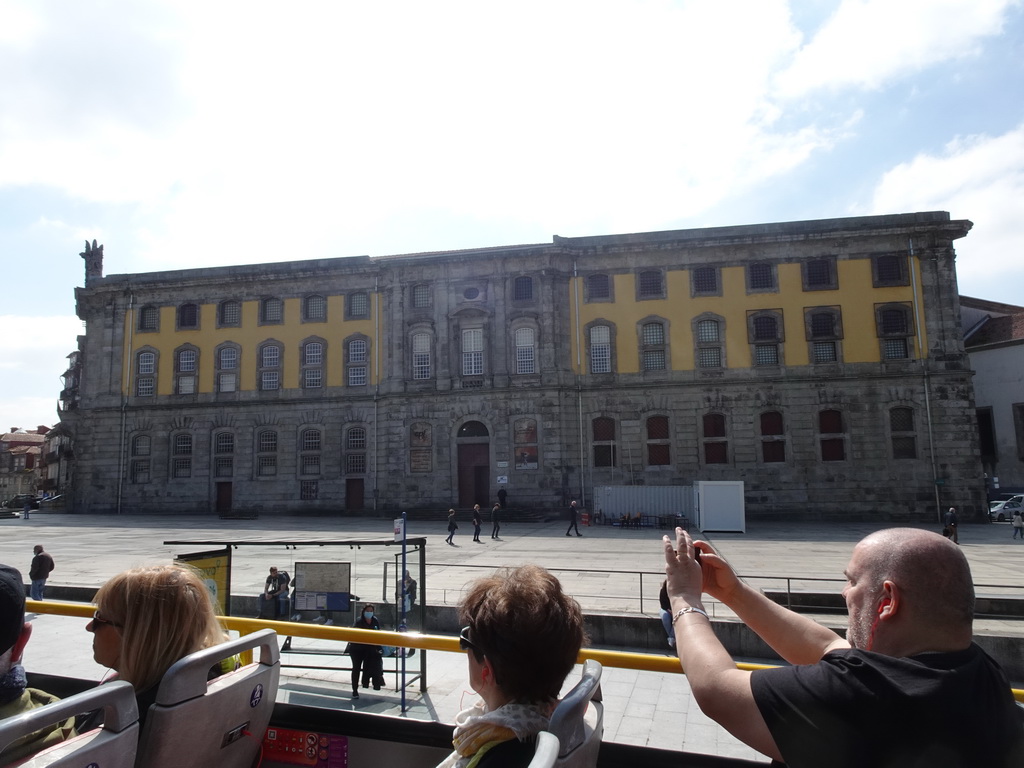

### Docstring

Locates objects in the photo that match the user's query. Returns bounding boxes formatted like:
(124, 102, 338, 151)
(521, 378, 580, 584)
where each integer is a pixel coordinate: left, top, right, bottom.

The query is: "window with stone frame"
(138, 305, 159, 332)
(587, 273, 612, 301)
(347, 292, 369, 319)
(259, 343, 282, 391)
(890, 407, 917, 459)
(646, 416, 670, 466)
(302, 340, 324, 389)
(802, 257, 837, 291)
(514, 327, 536, 374)
(637, 270, 665, 300)
(640, 321, 667, 371)
(257, 429, 278, 476)
(691, 266, 720, 296)
(819, 409, 846, 461)
(136, 350, 157, 397)
(300, 428, 322, 477)
(218, 300, 241, 327)
(462, 328, 484, 377)
(747, 262, 777, 292)
(175, 347, 198, 395)
(172, 433, 193, 478)
(260, 297, 284, 324)
(347, 338, 368, 386)
(749, 311, 783, 366)
(876, 304, 913, 360)
(217, 344, 239, 393)
(213, 431, 234, 477)
(412, 332, 432, 380)
(589, 324, 612, 374)
(177, 303, 199, 330)
(872, 254, 909, 287)
(345, 426, 367, 475)
(702, 413, 728, 464)
(513, 276, 534, 301)
(131, 458, 151, 484)
(760, 411, 786, 463)
(695, 317, 724, 369)
(592, 417, 617, 467)
(514, 418, 538, 469)
(806, 308, 842, 364)
(412, 284, 431, 309)
(132, 435, 151, 483)
(300, 480, 319, 500)
(303, 294, 327, 322)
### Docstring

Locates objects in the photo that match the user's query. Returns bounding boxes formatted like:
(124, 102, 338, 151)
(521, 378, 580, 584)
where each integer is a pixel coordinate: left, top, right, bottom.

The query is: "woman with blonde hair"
(85, 564, 226, 723)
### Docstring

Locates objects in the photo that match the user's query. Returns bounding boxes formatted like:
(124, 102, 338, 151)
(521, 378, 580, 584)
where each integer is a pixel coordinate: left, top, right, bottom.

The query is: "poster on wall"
(175, 547, 232, 614)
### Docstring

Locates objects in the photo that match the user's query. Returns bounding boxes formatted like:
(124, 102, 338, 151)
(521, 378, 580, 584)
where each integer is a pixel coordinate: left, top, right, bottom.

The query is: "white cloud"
(868, 124, 1024, 303)
(775, 0, 1017, 98)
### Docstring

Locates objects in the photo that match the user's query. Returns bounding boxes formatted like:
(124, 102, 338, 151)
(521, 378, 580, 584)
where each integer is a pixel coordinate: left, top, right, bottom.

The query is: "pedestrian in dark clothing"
(566, 500, 582, 537)
(944, 507, 959, 545)
(349, 603, 384, 698)
(446, 509, 458, 545)
(497, 487, 508, 508)
(29, 545, 55, 601)
(491, 504, 501, 539)
(472, 504, 483, 542)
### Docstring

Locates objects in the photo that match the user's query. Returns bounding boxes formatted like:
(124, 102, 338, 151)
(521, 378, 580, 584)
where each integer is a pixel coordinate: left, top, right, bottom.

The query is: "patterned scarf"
(437, 698, 552, 768)
(0, 663, 27, 706)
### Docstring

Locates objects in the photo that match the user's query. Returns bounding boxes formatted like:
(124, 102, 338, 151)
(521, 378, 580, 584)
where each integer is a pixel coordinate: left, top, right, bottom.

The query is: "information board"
(293, 561, 353, 612)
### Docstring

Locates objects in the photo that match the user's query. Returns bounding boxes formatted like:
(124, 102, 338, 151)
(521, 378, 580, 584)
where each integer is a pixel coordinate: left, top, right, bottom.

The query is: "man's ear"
(877, 581, 899, 620)
(10, 622, 32, 664)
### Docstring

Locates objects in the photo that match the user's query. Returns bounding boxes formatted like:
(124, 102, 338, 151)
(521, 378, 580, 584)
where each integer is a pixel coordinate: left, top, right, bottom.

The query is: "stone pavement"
(4, 512, 1023, 762)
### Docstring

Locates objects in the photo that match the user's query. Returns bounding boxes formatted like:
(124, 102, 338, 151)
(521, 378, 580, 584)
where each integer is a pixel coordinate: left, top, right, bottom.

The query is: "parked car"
(3, 494, 38, 509)
(989, 495, 1024, 522)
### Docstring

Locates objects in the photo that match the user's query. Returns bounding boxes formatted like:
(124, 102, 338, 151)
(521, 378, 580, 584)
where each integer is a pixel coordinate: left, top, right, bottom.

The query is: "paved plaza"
(3, 511, 1023, 762)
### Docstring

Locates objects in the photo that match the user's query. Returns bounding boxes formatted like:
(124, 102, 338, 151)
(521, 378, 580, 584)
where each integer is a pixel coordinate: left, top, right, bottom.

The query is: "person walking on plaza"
(28, 545, 54, 602)
(1013, 510, 1023, 540)
(944, 506, 959, 544)
(490, 503, 501, 539)
(565, 499, 582, 537)
(446, 509, 458, 545)
(471, 504, 483, 542)
(349, 603, 384, 698)
(661, 526, 1024, 766)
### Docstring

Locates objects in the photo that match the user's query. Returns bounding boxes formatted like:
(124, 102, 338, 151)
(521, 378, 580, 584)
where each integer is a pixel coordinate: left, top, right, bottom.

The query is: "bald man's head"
(858, 528, 975, 628)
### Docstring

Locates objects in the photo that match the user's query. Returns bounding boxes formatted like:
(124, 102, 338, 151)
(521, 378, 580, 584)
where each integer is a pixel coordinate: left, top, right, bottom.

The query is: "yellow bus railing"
(28, 599, 1024, 703)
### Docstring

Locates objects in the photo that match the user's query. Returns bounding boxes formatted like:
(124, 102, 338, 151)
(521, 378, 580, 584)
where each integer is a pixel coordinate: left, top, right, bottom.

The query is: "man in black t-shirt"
(660, 527, 1024, 767)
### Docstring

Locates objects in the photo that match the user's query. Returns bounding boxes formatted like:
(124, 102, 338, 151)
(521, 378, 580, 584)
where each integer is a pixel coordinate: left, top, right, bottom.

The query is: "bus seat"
(1, 680, 138, 768)
(547, 659, 603, 768)
(135, 628, 280, 768)
(529, 731, 560, 768)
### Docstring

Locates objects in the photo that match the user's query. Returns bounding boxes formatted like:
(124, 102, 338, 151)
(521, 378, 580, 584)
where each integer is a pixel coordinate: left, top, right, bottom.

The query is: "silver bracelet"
(672, 607, 710, 625)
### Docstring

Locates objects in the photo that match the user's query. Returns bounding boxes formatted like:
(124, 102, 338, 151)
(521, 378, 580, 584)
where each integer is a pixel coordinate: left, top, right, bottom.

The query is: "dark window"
(692, 267, 718, 294)
(748, 263, 775, 291)
(513, 276, 533, 301)
(704, 442, 728, 464)
(647, 416, 670, 466)
(348, 293, 369, 318)
(977, 408, 996, 460)
(810, 313, 835, 338)
(821, 438, 845, 461)
(261, 298, 283, 323)
(875, 255, 907, 285)
(881, 309, 908, 335)
(761, 411, 784, 435)
(805, 259, 833, 287)
(753, 316, 777, 340)
(588, 274, 611, 300)
(219, 300, 241, 327)
(138, 306, 159, 331)
(703, 413, 726, 438)
(347, 427, 367, 449)
(178, 303, 199, 329)
(593, 417, 616, 441)
(593, 417, 616, 467)
(638, 270, 663, 298)
(762, 441, 786, 463)
(303, 295, 326, 321)
(412, 284, 431, 308)
(819, 410, 843, 433)
(641, 322, 666, 371)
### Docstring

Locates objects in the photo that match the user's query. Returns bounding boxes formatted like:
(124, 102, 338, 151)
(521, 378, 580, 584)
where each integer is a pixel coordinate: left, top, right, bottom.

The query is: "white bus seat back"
(528, 731, 560, 768)
(135, 628, 280, 768)
(2, 680, 139, 768)
(547, 659, 604, 768)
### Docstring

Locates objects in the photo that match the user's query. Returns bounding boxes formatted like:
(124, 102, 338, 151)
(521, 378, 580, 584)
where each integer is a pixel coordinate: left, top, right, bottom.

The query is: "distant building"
(67, 212, 986, 519)
(0, 427, 48, 500)
(961, 296, 1024, 496)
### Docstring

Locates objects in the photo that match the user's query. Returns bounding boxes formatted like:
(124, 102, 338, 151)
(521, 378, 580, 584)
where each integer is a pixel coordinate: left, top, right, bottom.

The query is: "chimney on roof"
(9, 427, 19, 433)
(36, 426, 50, 434)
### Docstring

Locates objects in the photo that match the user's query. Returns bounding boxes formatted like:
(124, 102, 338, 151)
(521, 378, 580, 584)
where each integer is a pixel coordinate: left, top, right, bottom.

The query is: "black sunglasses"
(459, 626, 483, 657)
(91, 610, 123, 629)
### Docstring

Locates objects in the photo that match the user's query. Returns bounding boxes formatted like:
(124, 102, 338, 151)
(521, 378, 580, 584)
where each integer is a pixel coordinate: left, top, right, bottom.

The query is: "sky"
(2, 0, 1023, 433)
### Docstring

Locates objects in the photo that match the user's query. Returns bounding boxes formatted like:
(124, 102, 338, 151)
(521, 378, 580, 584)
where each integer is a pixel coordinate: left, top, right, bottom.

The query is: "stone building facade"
(67, 211, 987, 520)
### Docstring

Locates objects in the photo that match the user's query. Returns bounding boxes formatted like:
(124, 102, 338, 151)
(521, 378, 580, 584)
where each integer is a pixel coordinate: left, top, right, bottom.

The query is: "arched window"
(641, 321, 666, 371)
(347, 293, 369, 319)
(300, 428, 322, 476)
(587, 274, 611, 301)
(136, 350, 157, 397)
(178, 303, 199, 329)
(877, 304, 913, 360)
(514, 327, 536, 374)
(175, 347, 198, 395)
(217, 345, 239, 393)
(646, 416, 670, 466)
(462, 329, 484, 376)
(749, 311, 782, 366)
(257, 429, 278, 476)
(592, 417, 616, 467)
(345, 426, 367, 474)
(702, 413, 728, 464)
(302, 340, 324, 389)
(806, 308, 842, 363)
(412, 332, 431, 380)
(303, 295, 327, 322)
(695, 317, 723, 369)
(259, 343, 282, 390)
(760, 411, 785, 463)
(131, 435, 151, 483)
(589, 325, 612, 374)
(218, 300, 241, 327)
(637, 270, 664, 299)
(347, 338, 368, 386)
(819, 409, 846, 461)
(890, 407, 917, 459)
(260, 297, 283, 324)
(138, 306, 159, 332)
(213, 432, 234, 477)
(171, 433, 192, 478)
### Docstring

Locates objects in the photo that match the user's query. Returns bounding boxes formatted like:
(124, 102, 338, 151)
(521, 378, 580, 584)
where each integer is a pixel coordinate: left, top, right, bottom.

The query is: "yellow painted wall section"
(122, 296, 380, 395)
(567, 256, 930, 374)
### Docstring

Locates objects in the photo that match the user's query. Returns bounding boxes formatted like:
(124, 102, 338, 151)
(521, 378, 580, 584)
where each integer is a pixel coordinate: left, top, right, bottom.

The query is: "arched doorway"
(456, 420, 490, 508)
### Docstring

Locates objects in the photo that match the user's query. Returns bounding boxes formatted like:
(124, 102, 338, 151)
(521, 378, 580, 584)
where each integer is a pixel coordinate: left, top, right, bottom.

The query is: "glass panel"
(698, 347, 721, 368)
(760, 411, 784, 436)
(593, 418, 615, 441)
(819, 410, 843, 433)
(754, 344, 779, 365)
(890, 408, 914, 432)
(178, 349, 197, 372)
(138, 352, 155, 375)
(349, 293, 369, 317)
(347, 428, 367, 449)
(219, 347, 238, 369)
(258, 430, 277, 452)
(349, 340, 367, 363)
(647, 416, 669, 439)
(703, 413, 726, 438)
(697, 320, 719, 342)
(220, 301, 241, 326)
